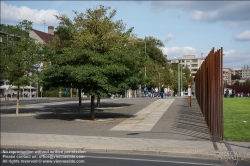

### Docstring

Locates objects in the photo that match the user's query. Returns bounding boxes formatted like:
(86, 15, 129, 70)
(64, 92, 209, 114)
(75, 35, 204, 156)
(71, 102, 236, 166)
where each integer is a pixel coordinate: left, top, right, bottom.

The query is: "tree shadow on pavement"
(33, 102, 135, 121)
(35, 111, 135, 121)
(0, 102, 132, 115)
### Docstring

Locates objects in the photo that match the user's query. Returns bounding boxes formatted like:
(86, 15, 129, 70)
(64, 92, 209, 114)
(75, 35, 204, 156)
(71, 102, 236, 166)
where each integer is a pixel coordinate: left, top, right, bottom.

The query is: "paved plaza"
(1, 97, 250, 160)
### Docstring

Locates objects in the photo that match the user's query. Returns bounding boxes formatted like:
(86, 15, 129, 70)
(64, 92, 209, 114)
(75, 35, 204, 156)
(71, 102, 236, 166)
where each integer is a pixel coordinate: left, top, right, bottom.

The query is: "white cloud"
(1, 2, 60, 26)
(164, 34, 175, 43)
(223, 50, 250, 70)
(223, 49, 237, 57)
(161, 46, 200, 59)
(190, 10, 219, 22)
(234, 30, 250, 41)
(149, 1, 250, 24)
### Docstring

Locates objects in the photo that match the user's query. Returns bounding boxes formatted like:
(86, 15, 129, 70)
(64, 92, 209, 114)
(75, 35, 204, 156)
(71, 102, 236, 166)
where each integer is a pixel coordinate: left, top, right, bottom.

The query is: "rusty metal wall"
(195, 47, 223, 141)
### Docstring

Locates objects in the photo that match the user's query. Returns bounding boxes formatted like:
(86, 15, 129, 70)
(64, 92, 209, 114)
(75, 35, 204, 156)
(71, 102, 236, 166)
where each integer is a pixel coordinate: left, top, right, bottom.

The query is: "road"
(1, 148, 224, 166)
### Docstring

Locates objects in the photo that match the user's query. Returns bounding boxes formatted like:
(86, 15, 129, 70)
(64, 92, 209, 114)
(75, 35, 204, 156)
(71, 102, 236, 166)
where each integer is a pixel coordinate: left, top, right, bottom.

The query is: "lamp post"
(181, 72, 186, 97)
(178, 63, 180, 96)
(174, 57, 182, 96)
(174, 58, 180, 96)
(139, 41, 147, 79)
(158, 67, 165, 90)
(144, 41, 146, 77)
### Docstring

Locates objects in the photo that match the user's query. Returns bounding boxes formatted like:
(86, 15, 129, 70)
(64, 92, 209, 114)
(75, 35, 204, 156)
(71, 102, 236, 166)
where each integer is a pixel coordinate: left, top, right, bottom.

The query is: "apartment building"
(241, 65, 250, 78)
(223, 68, 232, 85)
(170, 55, 204, 77)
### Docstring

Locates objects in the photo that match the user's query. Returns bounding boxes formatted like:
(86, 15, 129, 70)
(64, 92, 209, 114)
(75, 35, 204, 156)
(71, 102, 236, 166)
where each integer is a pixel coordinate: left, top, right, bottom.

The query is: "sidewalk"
(1, 132, 250, 160)
(1, 97, 250, 160)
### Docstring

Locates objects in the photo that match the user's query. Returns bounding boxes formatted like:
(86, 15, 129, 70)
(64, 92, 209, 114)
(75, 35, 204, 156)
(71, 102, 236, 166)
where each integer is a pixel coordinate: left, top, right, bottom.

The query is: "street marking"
(110, 99, 175, 131)
(85, 155, 221, 166)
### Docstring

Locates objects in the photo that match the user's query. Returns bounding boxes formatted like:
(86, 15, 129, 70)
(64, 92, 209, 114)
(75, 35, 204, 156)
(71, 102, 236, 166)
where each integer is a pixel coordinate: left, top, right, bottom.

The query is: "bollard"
(188, 82, 192, 107)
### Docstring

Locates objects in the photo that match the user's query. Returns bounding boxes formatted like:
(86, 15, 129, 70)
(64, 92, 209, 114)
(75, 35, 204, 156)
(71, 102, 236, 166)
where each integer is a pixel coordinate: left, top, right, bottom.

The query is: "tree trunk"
(78, 88, 82, 113)
(90, 95, 95, 120)
(96, 96, 100, 108)
(16, 85, 19, 115)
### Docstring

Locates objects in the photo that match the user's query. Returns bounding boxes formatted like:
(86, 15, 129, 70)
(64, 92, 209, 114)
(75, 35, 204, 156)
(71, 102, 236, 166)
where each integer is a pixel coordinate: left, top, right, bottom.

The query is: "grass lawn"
(224, 97, 250, 142)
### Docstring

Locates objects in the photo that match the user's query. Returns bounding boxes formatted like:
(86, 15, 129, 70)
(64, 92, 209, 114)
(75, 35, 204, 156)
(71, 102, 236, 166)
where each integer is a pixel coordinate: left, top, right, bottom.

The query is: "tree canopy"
(0, 20, 43, 114)
(41, 5, 145, 119)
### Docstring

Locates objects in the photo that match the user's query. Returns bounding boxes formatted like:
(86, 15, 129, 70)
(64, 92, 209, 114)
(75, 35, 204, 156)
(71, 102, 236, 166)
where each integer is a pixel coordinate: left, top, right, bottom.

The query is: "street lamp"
(181, 72, 186, 97)
(138, 41, 147, 77)
(144, 41, 146, 77)
(158, 67, 165, 90)
(174, 57, 181, 96)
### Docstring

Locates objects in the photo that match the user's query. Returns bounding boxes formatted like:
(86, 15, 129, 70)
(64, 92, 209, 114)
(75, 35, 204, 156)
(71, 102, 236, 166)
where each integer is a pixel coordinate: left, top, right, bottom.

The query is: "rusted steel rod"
(195, 47, 223, 141)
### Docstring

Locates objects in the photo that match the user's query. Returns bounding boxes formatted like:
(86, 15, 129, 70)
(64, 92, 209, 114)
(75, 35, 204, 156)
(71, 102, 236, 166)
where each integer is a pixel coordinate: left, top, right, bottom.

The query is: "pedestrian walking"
(232, 89, 235, 98)
(225, 89, 229, 98)
(151, 87, 155, 97)
(160, 85, 164, 99)
(164, 87, 167, 98)
(155, 87, 159, 97)
(143, 86, 148, 97)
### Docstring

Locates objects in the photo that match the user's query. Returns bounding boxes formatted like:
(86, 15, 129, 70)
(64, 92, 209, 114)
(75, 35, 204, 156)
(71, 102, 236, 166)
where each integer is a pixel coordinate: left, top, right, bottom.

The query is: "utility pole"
(181, 65, 182, 96)
(178, 63, 180, 97)
(145, 41, 146, 77)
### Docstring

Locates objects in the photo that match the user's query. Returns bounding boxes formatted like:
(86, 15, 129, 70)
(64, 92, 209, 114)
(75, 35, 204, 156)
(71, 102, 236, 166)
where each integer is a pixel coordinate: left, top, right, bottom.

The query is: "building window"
(191, 64, 198, 67)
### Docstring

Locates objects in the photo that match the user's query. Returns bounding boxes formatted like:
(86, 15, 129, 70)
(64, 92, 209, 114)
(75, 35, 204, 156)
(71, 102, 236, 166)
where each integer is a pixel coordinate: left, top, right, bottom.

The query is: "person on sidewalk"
(143, 86, 148, 97)
(151, 87, 155, 98)
(160, 85, 164, 99)
(155, 87, 159, 97)
(164, 87, 167, 98)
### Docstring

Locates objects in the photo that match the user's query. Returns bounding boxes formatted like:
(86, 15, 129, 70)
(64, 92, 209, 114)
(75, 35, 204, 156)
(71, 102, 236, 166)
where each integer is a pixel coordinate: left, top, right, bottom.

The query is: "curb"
(1, 144, 219, 160)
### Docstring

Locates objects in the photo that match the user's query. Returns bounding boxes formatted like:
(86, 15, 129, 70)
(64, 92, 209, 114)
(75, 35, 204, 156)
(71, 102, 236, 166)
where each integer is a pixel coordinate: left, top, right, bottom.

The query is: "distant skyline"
(1, 1, 250, 70)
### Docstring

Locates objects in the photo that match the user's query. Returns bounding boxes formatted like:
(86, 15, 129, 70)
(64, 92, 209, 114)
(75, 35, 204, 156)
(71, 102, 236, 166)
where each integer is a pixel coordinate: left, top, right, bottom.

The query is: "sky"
(1, 1, 250, 70)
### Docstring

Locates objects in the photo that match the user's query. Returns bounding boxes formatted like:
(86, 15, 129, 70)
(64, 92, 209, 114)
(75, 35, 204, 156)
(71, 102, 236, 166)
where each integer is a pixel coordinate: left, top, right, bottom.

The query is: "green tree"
(169, 63, 179, 94)
(231, 74, 241, 80)
(41, 5, 143, 120)
(182, 67, 193, 91)
(234, 80, 240, 85)
(136, 36, 171, 88)
(0, 20, 43, 114)
(144, 36, 167, 66)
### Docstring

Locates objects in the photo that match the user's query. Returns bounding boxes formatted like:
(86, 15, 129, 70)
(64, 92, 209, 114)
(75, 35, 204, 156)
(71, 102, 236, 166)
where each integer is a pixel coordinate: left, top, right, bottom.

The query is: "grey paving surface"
(1, 97, 250, 161)
(1, 132, 218, 159)
(111, 99, 175, 131)
(0, 98, 211, 140)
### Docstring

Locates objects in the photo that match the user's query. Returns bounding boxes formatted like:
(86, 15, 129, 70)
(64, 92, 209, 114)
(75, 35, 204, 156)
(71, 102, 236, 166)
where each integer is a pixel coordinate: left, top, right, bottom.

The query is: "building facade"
(223, 68, 232, 85)
(170, 55, 204, 78)
(241, 65, 250, 78)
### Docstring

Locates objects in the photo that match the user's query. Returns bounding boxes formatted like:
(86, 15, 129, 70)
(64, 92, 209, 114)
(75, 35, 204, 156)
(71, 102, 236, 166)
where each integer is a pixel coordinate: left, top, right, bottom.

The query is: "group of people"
(144, 85, 168, 99)
(225, 89, 249, 98)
